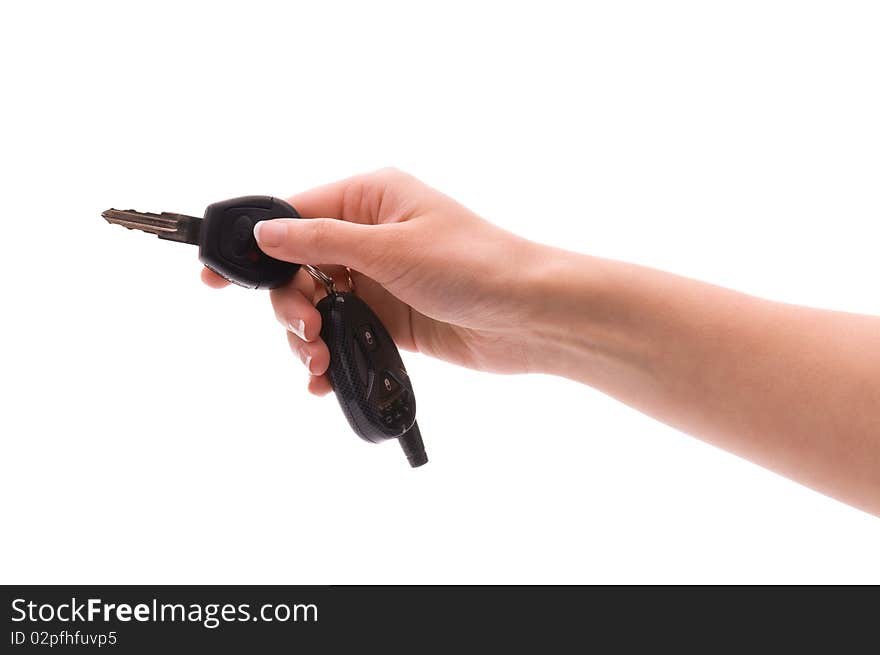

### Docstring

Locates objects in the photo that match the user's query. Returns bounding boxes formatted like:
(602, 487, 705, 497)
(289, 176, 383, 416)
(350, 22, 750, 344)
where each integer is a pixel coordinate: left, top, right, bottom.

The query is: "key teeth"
(103, 208, 152, 223)
(103, 208, 158, 218)
(102, 207, 203, 245)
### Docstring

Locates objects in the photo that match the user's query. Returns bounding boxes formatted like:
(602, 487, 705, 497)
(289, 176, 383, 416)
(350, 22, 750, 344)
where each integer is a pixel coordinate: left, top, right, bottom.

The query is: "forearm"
(524, 245, 880, 515)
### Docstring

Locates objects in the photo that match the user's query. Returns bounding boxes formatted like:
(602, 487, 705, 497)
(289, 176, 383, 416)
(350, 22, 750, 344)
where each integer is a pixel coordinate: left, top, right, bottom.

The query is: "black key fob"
(317, 291, 428, 467)
(199, 195, 301, 289)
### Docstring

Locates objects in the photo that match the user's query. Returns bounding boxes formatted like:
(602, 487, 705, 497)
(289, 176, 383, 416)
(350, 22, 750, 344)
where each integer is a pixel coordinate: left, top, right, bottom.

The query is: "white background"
(1, 1, 878, 583)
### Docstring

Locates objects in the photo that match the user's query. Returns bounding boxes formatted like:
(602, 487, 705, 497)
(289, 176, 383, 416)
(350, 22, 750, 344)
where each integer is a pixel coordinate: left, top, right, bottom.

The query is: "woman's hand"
(201, 168, 550, 395)
(204, 168, 880, 514)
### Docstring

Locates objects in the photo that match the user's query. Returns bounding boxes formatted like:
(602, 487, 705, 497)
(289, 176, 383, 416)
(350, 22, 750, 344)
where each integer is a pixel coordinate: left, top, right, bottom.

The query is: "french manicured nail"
(253, 220, 286, 247)
(290, 340, 311, 369)
(288, 318, 307, 341)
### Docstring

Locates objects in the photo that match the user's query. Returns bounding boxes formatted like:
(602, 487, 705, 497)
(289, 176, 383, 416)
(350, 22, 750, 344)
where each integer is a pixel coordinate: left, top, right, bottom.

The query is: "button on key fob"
(317, 291, 428, 467)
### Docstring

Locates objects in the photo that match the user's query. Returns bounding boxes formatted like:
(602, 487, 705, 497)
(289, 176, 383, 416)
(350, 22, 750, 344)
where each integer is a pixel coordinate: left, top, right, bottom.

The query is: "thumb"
(253, 218, 394, 274)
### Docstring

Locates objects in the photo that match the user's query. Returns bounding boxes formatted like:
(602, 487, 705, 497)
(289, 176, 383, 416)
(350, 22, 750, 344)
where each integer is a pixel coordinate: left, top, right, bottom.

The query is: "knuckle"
(345, 168, 415, 220)
(307, 304, 322, 323)
(306, 218, 332, 249)
(372, 166, 404, 181)
(340, 179, 370, 220)
(370, 166, 413, 189)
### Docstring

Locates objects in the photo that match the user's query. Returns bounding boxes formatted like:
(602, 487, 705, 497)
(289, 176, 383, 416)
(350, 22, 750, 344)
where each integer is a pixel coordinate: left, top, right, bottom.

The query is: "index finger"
(286, 168, 412, 224)
(201, 266, 231, 289)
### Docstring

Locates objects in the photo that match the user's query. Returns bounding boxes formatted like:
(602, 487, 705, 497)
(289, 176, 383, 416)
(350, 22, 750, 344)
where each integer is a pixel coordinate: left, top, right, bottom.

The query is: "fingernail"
(253, 220, 287, 247)
(290, 340, 313, 370)
(288, 318, 307, 341)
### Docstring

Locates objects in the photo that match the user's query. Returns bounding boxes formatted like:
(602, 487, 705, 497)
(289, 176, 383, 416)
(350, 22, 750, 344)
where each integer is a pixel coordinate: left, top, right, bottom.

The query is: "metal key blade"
(102, 208, 202, 245)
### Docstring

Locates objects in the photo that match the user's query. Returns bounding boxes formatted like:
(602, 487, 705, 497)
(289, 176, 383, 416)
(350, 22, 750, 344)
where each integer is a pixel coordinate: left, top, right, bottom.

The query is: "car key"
(103, 195, 301, 288)
(103, 195, 428, 467)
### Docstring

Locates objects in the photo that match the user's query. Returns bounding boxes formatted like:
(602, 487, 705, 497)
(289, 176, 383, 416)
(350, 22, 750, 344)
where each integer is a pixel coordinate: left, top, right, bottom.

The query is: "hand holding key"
(201, 168, 549, 396)
(104, 168, 546, 467)
(104, 180, 445, 466)
(107, 167, 880, 510)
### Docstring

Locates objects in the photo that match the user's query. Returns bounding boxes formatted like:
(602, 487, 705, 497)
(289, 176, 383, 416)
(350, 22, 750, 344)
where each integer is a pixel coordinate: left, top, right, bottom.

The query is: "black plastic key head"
(199, 195, 301, 289)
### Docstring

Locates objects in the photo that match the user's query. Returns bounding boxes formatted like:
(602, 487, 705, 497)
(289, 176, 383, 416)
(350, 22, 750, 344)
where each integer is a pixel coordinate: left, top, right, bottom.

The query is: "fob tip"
(400, 423, 428, 468)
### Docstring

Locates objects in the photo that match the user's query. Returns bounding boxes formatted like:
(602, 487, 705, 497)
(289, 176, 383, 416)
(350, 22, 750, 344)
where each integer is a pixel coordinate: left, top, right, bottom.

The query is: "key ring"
(303, 264, 357, 296)
(303, 264, 338, 295)
(303, 264, 336, 295)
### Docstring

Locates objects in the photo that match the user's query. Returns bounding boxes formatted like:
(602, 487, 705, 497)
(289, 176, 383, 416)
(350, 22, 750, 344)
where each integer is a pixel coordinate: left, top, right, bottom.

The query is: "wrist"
(516, 244, 654, 387)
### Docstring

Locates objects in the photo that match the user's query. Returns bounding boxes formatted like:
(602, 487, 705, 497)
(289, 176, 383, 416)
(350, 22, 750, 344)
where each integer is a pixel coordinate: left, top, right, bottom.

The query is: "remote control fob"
(317, 291, 428, 467)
